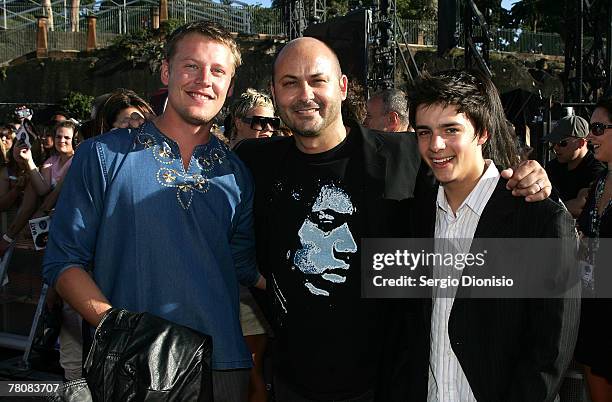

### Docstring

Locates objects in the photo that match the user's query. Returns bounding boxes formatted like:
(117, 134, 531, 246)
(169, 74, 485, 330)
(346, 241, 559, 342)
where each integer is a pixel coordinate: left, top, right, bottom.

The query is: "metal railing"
(1, 1, 572, 56)
(398, 20, 570, 56)
(1, 8, 579, 65)
(398, 19, 438, 47)
(2, 0, 284, 35)
(0, 28, 36, 63)
(48, 30, 87, 51)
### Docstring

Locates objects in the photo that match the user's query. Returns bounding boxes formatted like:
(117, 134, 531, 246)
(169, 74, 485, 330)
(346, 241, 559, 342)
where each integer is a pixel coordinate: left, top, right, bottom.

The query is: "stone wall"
(0, 37, 565, 122)
(0, 35, 282, 121)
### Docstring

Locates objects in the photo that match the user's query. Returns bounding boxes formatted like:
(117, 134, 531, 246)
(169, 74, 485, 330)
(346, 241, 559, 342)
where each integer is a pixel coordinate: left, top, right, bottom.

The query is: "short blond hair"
(165, 21, 242, 74)
(226, 89, 274, 140)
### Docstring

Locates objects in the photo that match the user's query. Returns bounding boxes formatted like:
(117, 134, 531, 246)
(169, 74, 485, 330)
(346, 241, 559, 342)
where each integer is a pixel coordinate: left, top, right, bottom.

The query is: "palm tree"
(70, 0, 79, 31)
(42, 0, 55, 30)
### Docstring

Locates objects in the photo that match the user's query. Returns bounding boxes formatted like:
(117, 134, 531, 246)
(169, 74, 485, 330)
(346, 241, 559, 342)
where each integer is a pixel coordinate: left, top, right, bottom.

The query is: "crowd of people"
(0, 19, 610, 402)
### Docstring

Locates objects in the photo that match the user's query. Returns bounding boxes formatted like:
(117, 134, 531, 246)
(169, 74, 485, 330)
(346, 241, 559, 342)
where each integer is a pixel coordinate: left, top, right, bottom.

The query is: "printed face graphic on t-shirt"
(293, 184, 357, 296)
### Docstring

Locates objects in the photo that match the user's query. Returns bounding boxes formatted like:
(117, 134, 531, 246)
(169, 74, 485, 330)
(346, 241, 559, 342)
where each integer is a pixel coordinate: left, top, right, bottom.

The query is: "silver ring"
(535, 182, 542, 192)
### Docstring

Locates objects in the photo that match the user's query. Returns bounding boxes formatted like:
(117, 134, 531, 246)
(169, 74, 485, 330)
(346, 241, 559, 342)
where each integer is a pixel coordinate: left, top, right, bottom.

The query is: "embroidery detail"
(137, 124, 226, 210)
(212, 149, 226, 164)
(157, 168, 210, 210)
(197, 144, 227, 171)
(198, 156, 213, 171)
(153, 141, 175, 165)
(137, 133, 155, 149)
(161, 171, 177, 183)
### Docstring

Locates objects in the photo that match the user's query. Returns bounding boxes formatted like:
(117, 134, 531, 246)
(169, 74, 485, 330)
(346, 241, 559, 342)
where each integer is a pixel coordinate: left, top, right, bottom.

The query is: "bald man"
(235, 37, 553, 401)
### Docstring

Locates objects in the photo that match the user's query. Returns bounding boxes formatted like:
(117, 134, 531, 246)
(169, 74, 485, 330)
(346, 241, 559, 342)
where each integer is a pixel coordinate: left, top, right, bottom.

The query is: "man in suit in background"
(363, 88, 412, 133)
(394, 70, 580, 402)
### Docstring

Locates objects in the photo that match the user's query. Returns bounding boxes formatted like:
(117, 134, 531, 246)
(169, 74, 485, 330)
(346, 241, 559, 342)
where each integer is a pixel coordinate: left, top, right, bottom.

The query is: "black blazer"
(385, 178, 581, 402)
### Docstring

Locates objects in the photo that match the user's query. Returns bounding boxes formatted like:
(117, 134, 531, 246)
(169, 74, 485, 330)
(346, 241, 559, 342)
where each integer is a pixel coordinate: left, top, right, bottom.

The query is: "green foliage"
(103, 19, 183, 72)
(109, 27, 164, 68)
(508, 0, 563, 34)
(395, 0, 437, 20)
(272, 0, 437, 21)
(159, 19, 183, 36)
(60, 91, 94, 121)
(251, 6, 280, 34)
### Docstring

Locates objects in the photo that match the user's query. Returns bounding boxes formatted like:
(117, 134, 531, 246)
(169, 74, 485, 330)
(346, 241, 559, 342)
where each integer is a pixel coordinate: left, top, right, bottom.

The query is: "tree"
(509, 0, 563, 34)
(271, 0, 437, 20)
(70, 0, 80, 32)
(60, 92, 94, 121)
(42, 0, 54, 31)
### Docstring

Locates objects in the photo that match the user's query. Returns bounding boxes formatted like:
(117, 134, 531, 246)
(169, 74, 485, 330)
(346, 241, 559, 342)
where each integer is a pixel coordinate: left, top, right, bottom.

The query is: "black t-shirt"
(546, 150, 606, 201)
(265, 134, 385, 399)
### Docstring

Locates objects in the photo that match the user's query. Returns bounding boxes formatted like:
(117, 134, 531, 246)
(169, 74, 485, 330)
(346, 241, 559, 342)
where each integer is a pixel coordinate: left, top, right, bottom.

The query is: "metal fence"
(1, 5, 579, 65)
(0, 28, 36, 63)
(2, 0, 284, 35)
(398, 19, 438, 47)
(48, 30, 87, 51)
(2, 0, 74, 30)
(400, 20, 568, 56)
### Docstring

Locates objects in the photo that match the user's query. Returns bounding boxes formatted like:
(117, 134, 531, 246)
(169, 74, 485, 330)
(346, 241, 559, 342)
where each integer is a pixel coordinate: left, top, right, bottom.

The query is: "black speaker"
(437, 0, 460, 55)
(303, 9, 369, 88)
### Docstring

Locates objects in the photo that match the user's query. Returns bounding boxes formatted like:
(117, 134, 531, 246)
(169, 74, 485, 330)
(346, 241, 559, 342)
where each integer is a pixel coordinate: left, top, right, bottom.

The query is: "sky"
(501, 0, 518, 10)
(239, 0, 272, 6)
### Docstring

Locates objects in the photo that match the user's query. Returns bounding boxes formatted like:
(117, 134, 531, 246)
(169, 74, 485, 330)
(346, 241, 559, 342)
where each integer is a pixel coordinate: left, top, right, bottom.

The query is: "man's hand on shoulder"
(254, 275, 266, 290)
(565, 187, 590, 218)
(501, 160, 552, 202)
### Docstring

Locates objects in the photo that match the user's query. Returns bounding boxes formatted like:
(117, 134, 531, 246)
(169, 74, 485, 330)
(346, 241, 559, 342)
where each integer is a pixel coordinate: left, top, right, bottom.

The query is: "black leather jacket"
(48, 309, 213, 402)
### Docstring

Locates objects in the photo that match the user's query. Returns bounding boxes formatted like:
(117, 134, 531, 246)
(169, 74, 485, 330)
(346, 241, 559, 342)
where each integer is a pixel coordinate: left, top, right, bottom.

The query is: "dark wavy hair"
(408, 69, 520, 169)
(95, 89, 155, 135)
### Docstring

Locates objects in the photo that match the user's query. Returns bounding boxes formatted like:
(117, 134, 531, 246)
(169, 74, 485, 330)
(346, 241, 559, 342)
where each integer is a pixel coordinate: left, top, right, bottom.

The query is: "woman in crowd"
(0, 125, 16, 166)
(40, 126, 56, 161)
(3, 120, 82, 381)
(20, 120, 80, 198)
(94, 89, 155, 134)
(0, 121, 43, 233)
(225, 88, 279, 148)
(226, 88, 278, 402)
(0, 119, 77, 253)
(575, 97, 612, 402)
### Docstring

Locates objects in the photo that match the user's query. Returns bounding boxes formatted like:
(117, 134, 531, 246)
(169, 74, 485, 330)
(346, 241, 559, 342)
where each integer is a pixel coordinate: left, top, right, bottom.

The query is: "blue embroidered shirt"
(43, 121, 259, 369)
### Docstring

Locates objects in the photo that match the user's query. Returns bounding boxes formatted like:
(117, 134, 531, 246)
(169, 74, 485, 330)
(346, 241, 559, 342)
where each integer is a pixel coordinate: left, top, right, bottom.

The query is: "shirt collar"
(436, 160, 500, 217)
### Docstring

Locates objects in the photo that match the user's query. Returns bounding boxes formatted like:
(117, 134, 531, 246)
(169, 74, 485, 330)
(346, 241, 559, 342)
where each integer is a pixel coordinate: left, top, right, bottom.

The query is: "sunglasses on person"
(241, 116, 281, 131)
(554, 138, 575, 147)
(589, 122, 612, 136)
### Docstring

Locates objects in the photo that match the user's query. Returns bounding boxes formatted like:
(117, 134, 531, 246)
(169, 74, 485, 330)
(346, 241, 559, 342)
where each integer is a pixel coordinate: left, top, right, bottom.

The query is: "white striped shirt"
(427, 161, 500, 402)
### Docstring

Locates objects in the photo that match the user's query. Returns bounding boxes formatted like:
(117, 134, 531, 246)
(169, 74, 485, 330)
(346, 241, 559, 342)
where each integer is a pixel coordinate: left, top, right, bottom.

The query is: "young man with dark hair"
(43, 21, 264, 401)
(394, 70, 580, 401)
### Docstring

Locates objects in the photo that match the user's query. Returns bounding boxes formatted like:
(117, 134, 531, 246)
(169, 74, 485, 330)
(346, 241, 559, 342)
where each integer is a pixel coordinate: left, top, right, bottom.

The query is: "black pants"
(273, 376, 374, 402)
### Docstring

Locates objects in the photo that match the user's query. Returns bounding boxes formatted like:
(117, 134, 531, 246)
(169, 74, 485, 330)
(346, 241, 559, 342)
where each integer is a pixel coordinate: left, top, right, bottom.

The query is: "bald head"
(273, 37, 342, 84)
(270, 36, 348, 151)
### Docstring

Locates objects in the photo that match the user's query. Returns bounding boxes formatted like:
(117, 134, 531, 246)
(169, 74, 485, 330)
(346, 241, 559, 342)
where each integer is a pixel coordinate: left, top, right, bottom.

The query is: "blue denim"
(43, 121, 259, 369)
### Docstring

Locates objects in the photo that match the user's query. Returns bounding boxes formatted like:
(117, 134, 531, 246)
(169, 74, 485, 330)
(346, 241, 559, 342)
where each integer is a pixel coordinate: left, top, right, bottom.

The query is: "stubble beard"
(173, 101, 216, 127)
(279, 101, 341, 138)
